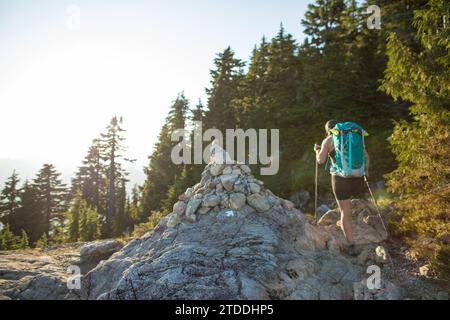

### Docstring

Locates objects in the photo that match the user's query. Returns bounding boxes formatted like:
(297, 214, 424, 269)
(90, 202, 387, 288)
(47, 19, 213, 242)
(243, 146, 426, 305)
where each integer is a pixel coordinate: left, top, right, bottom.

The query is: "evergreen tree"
(204, 47, 245, 132)
(72, 138, 106, 215)
(140, 94, 189, 218)
(0, 170, 21, 227)
(380, 0, 449, 276)
(36, 233, 48, 249)
(66, 191, 82, 242)
(33, 164, 67, 237)
(15, 181, 44, 245)
(79, 204, 100, 242)
(113, 178, 133, 236)
(235, 37, 270, 128)
(100, 116, 134, 237)
(128, 184, 141, 222)
(0, 224, 19, 250)
(19, 229, 29, 249)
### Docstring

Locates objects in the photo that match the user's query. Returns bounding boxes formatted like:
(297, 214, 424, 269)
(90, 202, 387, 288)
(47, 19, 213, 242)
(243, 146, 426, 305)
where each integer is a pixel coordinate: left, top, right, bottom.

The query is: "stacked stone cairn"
(168, 162, 295, 227)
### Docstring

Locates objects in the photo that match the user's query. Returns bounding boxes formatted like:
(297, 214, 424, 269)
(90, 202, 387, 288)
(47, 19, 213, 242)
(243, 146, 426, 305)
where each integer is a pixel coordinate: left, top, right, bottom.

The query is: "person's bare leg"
(336, 199, 353, 244)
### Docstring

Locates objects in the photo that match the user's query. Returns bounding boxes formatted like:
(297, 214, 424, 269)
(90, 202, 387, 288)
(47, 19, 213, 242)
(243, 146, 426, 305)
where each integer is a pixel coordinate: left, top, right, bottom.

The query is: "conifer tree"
(204, 47, 245, 132)
(19, 229, 29, 249)
(380, 0, 449, 276)
(0, 224, 19, 250)
(72, 138, 106, 215)
(140, 94, 189, 218)
(33, 164, 67, 237)
(66, 191, 82, 242)
(100, 116, 133, 237)
(16, 181, 44, 244)
(0, 171, 21, 228)
(113, 178, 133, 236)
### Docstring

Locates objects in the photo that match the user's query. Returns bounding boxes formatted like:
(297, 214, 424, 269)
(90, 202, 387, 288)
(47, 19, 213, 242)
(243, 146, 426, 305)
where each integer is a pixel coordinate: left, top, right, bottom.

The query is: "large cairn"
(168, 161, 295, 227)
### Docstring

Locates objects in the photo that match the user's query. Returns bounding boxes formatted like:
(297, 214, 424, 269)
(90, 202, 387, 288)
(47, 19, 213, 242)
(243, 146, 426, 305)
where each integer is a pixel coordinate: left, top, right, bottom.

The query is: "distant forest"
(0, 0, 448, 280)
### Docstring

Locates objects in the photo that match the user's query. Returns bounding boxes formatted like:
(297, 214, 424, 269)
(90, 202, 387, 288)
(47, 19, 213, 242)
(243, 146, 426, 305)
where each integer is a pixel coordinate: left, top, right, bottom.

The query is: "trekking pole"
(364, 175, 388, 237)
(315, 146, 319, 221)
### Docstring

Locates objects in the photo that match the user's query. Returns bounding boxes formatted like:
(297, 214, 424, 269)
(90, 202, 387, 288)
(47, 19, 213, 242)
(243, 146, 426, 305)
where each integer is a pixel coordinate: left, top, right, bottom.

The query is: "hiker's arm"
(365, 149, 370, 176)
(315, 138, 329, 164)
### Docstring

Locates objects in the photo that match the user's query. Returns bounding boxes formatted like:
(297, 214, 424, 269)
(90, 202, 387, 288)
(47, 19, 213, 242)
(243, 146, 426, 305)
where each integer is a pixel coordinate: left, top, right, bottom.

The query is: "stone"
(210, 164, 225, 176)
(267, 195, 281, 207)
(184, 188, 194, 198)
(198, 207, 211, 215)
(167, 214, 181, 228)
(80, 240, 123, 274)
(247, 193, 271, 212)
(234, 182, 246, 193)
(222, 166, 233, 175)
(248, 182, 261, 194)
(357, 246, 374, 265)
(220, 174, 239, 192)
(173, 201, 187, 216)
(202, 195, 221, 208)
(282, 199, 295, 211)
(316, 204, 331, 219)
(193, 183, 202, 192)
(220, 195, 229, 208)
(186, 197, 202, 222)
(240, 165, 251, 174)
(318, 209, 340, 226)
(229, 193, 246, 211)
(289, 191, 311, 209)
(255, 179, 264, 186)
(232, 168, 241, 176)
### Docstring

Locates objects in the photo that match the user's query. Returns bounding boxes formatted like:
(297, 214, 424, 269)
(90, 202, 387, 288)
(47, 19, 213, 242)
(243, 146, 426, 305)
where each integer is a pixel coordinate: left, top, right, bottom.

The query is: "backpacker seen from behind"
(329, 122, 368, 178)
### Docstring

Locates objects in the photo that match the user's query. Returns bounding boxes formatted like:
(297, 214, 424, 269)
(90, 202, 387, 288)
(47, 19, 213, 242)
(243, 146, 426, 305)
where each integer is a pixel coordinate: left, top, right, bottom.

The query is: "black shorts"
(331, 175, 365, 201)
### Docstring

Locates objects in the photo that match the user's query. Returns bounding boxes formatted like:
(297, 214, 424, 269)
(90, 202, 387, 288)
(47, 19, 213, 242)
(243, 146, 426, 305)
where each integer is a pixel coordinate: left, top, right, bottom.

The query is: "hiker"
(314, 120, 370, 255)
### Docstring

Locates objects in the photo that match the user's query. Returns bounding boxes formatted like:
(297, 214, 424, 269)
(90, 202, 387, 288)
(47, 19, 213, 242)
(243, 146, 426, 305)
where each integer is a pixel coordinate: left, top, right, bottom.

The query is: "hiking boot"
(343, 243, 358, 256)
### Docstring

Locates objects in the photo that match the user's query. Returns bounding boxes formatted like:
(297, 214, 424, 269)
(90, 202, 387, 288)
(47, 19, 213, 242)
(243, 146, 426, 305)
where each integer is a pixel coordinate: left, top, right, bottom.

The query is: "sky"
(0, 0, 309, 187)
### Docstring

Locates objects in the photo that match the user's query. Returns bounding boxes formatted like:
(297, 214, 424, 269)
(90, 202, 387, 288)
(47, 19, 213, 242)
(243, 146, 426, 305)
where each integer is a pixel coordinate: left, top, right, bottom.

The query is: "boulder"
(240, 165, 251, 174)
(172, 201, 187, 216)
(210, 164, 225, 176)
(318, 209, 340, 226)
(220, 174, 239, 192)
(80, 240, 123, 274)
(282, 199, 295, 211)
(229, 193, 246, 211)
(316, 204, 331, 219)
(185, 197, 202, 222)
(247, 193, 271, 212)
(222, 166, 233, 175)
(248, 182, 261, 194)
(289, 191, 311, 209)
(202, 195, 221, 208)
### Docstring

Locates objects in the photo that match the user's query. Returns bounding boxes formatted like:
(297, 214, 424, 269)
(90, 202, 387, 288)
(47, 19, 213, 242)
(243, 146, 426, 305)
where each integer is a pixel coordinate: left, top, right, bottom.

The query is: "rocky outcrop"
(0, 245, 80, 300)
(79, 163, 392, 300)
(0, 240, 124, 300)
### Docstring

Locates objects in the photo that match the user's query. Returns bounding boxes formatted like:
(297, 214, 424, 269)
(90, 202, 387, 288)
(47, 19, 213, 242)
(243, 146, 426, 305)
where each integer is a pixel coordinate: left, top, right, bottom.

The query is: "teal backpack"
(328, 122, 368, 178)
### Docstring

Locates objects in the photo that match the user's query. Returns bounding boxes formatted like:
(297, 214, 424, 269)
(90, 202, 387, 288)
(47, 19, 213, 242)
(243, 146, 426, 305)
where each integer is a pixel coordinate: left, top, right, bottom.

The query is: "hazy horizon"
(0, 0, 309, 188)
